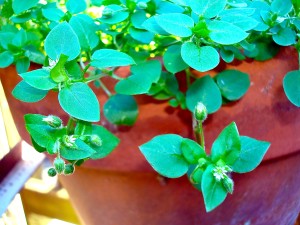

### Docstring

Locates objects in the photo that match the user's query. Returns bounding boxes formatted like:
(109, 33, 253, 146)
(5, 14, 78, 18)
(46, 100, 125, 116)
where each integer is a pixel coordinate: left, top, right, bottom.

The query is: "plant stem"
(193, 117, 205, 150)
(67, 117, 76, 135)
(185, 68, 191, 87)
(111, 73, 124, 80)
(99, 80, 112, 97)
(82, 63, 91, 76)
(85, 74, 106, 83)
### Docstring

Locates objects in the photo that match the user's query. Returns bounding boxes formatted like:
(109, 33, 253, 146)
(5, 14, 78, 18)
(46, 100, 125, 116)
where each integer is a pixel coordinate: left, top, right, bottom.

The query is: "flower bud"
(64, 164, 75, 175)
(222, 176, 234, 194)
(194, 102, 207, 122)
(137, 2, 147, 9)
(90, 134, 102, 147)
(42, 115, 62, 128)
(48, 168, 57, 177)
(53, 157, 65, 174)
(102, 8, 114, 18)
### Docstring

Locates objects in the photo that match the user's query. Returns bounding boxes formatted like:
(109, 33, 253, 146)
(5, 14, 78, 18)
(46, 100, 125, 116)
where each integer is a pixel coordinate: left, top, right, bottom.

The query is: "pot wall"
(1, 47, 300, 225)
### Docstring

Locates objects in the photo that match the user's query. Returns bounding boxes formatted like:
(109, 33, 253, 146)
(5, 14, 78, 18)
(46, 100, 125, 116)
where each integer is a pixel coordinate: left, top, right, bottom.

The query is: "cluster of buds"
(212, 165, 234, 194)
(48, 157, 75, 177)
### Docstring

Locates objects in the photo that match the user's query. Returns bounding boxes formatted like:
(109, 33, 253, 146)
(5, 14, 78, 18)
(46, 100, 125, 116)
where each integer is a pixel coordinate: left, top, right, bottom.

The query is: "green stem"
(85, 73, 106, 83)
(185, 68, 192, 87)
(198, 121, 205, 150)
(82, 63, 91, 76)
(111, 73, 124, 80)
(99, 80, 112, 97)
(193, 117, 205, 150)
(66, 117, 76, 135)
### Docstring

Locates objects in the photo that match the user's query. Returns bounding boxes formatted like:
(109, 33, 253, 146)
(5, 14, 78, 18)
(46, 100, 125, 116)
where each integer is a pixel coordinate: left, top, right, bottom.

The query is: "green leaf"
(215, 70, 250, 101)
(115, 60, 161, 95)
(219, 8, 256, 17)
(89, 125, 120, 159)
(208, 21, 249, 45)
(220, 15, 258, 31)
(12, 0, 39, 14)
(99, 5, 129, 24)
(181, 42, 219, 72)
(181, 138, 206, 164)
(142, 17, 169, 35)
(292, 0, 300, 14)
(69, 14, 99, 50)
(129, 27, 154, 44)
(10, 13, 32, 23)
(65, 60, 82, 80)
(44, 22, 81, 61)
(201, 165, 227, 212)
(131, 10, 147, 29)
(12, 81, 48, 103)
(42, 7, 64, 22)
(244, 41, 280, 61)
(189, 0, 226, 18)
(58, 82, 100, 122)
(139, 134, 189, 178)
(283, 70, 300, 107)
(31, 136, 47, 153)
(220, 49, 234, 63)
(91, 49, 135, 68)
(0, 32, 15, 49)
(272, 27, 296, 46)
(0, 51, 14, 68)
(74, 121, 92, 135)
(271, 0, 292, 16)
(248, 1, 270, 32)
(211, 122, 241, 165)
(104, 94, 138, 126)
(12, 29, 27, 47)
(24, 114, 66, 148)
(156, 1, 184, 14)
(232, 136, 270, 173)
(19, 68, 56, 90)
(148, 71, 180, 100)
(50, 54, 69, 83)
(186, 75, 222, 113)
(16, 57, 30, 74)
(60, 139, 96, 160)
(163, 44, 188, 74)
(24, 46, 45, 65)
(155, 13, 194, 37)
(66, 0, 87, 14)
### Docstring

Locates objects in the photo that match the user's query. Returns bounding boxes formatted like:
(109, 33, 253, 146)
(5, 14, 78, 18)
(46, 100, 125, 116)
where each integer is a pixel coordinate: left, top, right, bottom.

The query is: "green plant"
(0, 0, 299, 211)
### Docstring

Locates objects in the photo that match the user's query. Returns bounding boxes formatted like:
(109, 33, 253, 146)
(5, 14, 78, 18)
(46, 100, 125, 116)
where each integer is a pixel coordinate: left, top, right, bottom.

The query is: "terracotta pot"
(1, 47, 300, 224)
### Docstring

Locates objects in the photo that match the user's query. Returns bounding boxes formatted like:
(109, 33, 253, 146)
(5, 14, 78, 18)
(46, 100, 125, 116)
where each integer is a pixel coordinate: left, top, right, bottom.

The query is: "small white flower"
(64, 135, 76, 147)
(48, 58, 58, 68)
(213, 166, 227, 181)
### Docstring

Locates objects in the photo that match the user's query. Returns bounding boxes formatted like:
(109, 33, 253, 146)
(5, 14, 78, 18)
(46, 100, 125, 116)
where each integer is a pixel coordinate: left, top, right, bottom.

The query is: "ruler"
(0, 141, 45, 215)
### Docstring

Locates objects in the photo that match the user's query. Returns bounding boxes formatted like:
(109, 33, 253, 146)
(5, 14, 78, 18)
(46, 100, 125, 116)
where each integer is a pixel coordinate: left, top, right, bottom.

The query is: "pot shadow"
(272, 85, 300, 125)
